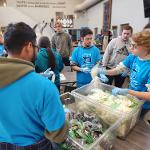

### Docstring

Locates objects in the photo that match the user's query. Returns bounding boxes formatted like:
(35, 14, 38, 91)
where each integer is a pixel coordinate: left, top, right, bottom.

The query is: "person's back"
(0, 22, 68, 150)
(35, 36, 64, 90)
(0, 65, 64, 146)
(35, 47, 64, 89)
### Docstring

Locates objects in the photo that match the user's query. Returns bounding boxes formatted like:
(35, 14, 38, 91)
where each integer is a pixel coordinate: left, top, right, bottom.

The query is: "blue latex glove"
(121, 72, 128, 77)
(97, 67, 107, 75)
(80, 67, 91, 73)
(99, 74, 109, 83)
(41, 68, 54, 78)
(112, 88, 129, 96)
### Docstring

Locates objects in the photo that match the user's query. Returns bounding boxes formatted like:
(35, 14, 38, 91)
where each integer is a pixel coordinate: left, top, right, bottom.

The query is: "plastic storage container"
(71, 79, 144, 138)
(60, 92, 122, 150)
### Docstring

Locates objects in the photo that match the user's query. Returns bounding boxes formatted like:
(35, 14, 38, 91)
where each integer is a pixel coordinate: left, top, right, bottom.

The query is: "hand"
(112, 88, 129, 96)
(64, 107, 71, 120)
(80, 67, 91, 73)
(44, 68, 51, 74)
(99, 74, 109, 83)
(41, 68, 54, 78)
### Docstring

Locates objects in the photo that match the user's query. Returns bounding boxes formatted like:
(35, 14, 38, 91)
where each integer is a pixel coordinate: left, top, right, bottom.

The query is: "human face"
(82, 34, 93, 47)
(130, 42, 149, 57)
(55, 24, 62, 33)
(121, 30, 132, 41)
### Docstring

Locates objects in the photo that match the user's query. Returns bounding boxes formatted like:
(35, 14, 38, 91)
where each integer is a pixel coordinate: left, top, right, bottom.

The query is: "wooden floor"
(113, 120, 150, 150)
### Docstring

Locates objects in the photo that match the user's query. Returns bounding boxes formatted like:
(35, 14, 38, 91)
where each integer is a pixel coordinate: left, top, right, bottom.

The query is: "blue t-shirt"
(71, 45, 101, 87)
(0, 44, 4, 56)
(0, 72, 65, 146)
(123, 54, 150, 109)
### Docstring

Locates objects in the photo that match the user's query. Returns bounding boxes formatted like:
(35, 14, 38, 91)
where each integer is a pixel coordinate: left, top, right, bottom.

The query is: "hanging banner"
(15, 0, 66, 8)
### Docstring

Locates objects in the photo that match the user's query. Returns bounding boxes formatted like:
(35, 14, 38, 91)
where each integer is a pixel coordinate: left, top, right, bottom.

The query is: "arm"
(102, 39, 115, 67)
(101, 54, 133, 76)
(51, 35, 56, 49)
(128, 90, 150, 101)
(68, 35, 73, 56)
(45, 121, 69, 143)
(70, 48, 80, 72)
(58, 54, 64, 72)
(39, 81, 68, 143)
(102, 62, 128, 76)
(71, 65, 82, 72)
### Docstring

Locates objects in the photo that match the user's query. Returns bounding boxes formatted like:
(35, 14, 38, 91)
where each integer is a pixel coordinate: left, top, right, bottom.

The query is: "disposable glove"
(112, 88, 129, 96)
(80, 67, 91, 73)
(99, 74, 109, 83)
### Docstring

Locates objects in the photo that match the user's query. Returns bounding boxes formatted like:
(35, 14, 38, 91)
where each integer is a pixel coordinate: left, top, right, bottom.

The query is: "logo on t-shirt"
(116, 46, 129, 56)
(82, 54, 92, 64)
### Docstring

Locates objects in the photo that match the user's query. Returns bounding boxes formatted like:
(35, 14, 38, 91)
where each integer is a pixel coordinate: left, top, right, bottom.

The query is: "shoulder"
(36, 48, 48, 59)
(72, 46, 82, 53)
(25, 72, 55, 89)
(91, 46, 99, 51)
(124, 54, 137, 64)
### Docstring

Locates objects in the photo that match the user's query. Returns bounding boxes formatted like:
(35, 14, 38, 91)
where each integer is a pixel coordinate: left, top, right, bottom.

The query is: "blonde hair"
(132, 29, 150, 50)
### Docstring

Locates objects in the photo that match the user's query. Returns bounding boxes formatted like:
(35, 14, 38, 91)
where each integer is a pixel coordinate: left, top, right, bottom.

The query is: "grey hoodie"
(51, 31, 72, 57)
(102, 36, 131, 68)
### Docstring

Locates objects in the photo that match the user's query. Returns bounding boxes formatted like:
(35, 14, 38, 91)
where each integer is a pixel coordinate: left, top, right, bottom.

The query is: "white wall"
(4, 0, 85, 29)
(75, 0, 107, 34)
(0, 7, 36, 27)
(74, 12, 88, 29)
(111, 0, 149, 33)
(86, 1, 106, 33)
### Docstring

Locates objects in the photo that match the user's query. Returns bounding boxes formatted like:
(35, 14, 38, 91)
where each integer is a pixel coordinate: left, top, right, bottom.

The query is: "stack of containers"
(71, 78, 144, 138)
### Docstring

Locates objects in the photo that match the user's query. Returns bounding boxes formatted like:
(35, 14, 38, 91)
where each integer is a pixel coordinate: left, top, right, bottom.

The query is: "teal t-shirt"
(0, 72, 65, 146)
(123, 54, 150, 109)
(35, 48, 64, 86)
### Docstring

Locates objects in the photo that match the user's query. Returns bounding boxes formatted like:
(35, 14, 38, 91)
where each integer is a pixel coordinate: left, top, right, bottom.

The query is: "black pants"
(0, 138, 57, 150)
(62, 57, 70, 66)
(106, 74, 126, 88)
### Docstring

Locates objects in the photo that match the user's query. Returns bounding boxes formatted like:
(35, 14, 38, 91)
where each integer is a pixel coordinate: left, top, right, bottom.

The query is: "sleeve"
(38, 81, 65, 132)
(70, 48, 79, 66)
(95, 47, 101, 63)
(122, 54, 134, 69)
(68, 34, 73, 51)
(114, 62, 129, 74)
(51, 35, 56, 49)
(146, 73, 150, 92)
(102, 39, 115, 67)
(35, 53, 47, 73)
(58, 53, 64, 72)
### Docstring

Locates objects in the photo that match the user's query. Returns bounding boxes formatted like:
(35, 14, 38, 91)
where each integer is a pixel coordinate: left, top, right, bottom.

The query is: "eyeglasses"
(32, 44, 39, 50)
(130, 43, 137, 49)
(84, 37, 93, 41)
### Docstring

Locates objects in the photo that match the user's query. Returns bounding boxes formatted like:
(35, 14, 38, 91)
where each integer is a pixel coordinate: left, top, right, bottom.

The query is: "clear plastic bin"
(60, 92, 123, 150)
(71, 79, 144, 138)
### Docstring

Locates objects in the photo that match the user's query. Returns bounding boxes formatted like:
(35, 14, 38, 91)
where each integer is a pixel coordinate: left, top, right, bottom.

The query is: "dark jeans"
(106, 74, 126, 88)
(0, 138, 57, 150)
(140, 109, 149, 119)
(62, 57, 70, 66)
